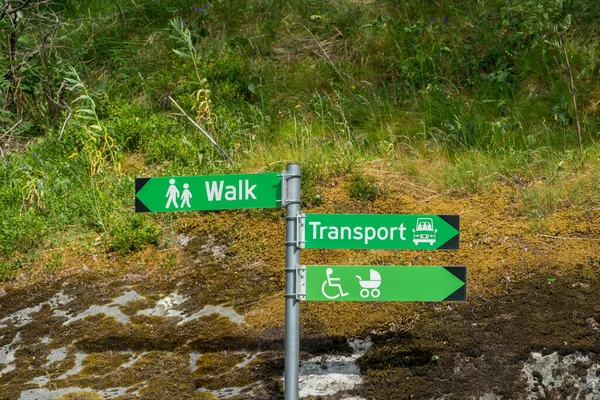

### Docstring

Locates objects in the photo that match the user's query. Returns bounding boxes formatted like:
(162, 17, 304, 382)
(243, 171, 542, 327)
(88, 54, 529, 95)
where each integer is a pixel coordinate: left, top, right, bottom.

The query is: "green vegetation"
(108, 214, 161, 255)
(348, 171, 386, 202)
(0, 0, 599, 274)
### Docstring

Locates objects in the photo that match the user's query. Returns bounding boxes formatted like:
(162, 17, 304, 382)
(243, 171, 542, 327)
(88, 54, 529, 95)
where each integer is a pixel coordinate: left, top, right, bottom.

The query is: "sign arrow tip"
(135, 178, 150, 194)
(442, 266, 466, 301)
(443, 285, 466, 302)
(135, 197, 151, 213)
(439, 233, 460, 250)
(439, 214, 460, 230)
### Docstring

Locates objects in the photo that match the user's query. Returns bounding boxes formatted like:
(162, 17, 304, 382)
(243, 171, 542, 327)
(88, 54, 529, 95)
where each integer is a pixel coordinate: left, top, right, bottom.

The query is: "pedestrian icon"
(165, 180, 193, 209)
(356, 269, 381, 298)
(180, 183, 192, 208)
(166, 179, 180, 209)
(321, 268, 348, 299)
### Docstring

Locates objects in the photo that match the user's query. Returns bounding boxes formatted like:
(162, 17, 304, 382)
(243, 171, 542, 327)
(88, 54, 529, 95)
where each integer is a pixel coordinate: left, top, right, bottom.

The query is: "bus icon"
(412, 218, 437, 246)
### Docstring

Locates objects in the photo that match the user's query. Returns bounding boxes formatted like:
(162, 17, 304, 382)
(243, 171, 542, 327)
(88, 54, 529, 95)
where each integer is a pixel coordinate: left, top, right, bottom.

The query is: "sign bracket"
(277, 170, 287, 207)
(296, 265, 306, 301)
(278, 170, 301, 208)
(297, 213, 306, 249)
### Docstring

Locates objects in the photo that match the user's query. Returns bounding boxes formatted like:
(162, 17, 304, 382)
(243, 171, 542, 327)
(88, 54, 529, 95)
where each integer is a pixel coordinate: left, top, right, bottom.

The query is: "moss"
(194, 351, 247, 376)
(78, 351, 131, 376)
(136, 364, 198, 399)
(57, 392, 103, 400)
(62, 314, 184, 353)
(194, 393, 218, 400)
(176, 213, 286, 313)
(177, 313, 253, 353)
(118, 298, 156, 316)
(2, 171, 600, 399)
(59, 351, 193, 393)
(114, 351, 189, 390)
(193, 351, 282, 393)
(357, 338, 438, 372)
(193, 351, 255, 389)
(355, 273, 600, 398)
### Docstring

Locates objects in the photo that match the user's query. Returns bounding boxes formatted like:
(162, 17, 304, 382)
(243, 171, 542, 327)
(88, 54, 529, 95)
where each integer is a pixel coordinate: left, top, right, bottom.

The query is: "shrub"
(347, 172, 385, 202)
(108, 214, 161, 254)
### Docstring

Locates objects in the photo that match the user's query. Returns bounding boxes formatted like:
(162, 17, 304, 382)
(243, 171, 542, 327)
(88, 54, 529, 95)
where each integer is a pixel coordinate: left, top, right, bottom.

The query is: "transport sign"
(300, 265, 466, 302)
(301, 214, 459, 250)
(135, 173, 282, 212)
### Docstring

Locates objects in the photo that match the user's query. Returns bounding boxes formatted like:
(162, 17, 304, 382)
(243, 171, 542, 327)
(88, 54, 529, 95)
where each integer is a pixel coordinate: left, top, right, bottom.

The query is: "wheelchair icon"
(321, 268, 349, 300)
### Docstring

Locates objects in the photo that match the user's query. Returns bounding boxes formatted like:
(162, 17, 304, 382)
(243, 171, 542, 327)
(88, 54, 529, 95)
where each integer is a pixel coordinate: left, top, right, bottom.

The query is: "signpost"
(135, 172, 282, 213)
(134, 167, 466, 400)
(301, 214, 459, 250)
(299, 266, 466, 302)
(283, 165, 301, 400)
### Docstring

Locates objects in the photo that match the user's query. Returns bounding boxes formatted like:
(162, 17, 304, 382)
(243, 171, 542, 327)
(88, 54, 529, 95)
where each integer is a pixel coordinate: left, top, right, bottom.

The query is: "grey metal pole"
(284, 163, 301, 400)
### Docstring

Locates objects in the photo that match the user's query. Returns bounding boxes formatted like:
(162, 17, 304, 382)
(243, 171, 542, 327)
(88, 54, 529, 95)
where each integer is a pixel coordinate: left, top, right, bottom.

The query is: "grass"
(0, 0, 599, 276)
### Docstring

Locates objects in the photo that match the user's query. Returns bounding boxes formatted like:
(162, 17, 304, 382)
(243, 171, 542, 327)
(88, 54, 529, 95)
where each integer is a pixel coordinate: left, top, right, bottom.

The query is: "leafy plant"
(62, 66, 121, 232)
(169, 18, 213, 125)
(300, 161, 326, 208)
(108, 214, 161, 255)
(0, 258, 23, 282)
(508, 0, 584, 153)
(0, 0, 74, 139)
(0, 207, 48, 257)
(347, 172, 385, 202)
(520, 183, 562, 219)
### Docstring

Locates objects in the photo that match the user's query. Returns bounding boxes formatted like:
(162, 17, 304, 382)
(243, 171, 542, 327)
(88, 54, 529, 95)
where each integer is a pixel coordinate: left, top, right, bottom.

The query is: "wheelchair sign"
(303, 265, 466, 302)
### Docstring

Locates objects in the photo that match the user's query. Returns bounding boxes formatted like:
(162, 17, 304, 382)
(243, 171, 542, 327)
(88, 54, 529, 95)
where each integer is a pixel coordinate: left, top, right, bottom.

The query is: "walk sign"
(135, 172, 282, 213)
(301, 214, 459, 250)
(299, 266, 466, 302)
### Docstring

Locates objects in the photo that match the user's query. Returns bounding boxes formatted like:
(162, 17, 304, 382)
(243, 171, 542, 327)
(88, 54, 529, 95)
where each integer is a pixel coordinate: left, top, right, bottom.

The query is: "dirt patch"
(355, 272, 600, 399)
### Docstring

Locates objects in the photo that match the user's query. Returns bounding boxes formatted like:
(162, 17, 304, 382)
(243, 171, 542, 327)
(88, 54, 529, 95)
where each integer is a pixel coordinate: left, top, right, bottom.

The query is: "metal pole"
(284, 163, 301, 400)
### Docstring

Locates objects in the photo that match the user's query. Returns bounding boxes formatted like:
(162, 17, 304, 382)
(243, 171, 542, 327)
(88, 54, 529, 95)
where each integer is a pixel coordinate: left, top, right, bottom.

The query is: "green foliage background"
(0, 0, 599, 273)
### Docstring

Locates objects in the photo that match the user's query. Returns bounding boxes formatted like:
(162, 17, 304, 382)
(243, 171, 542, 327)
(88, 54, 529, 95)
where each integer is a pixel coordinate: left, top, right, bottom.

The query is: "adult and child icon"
(166, 179, 192, 209)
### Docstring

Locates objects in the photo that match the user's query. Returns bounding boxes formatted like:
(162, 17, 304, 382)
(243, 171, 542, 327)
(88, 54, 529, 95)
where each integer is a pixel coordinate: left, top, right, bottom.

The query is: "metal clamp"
(277, 170, 287, 207)
(297, 213, 306, 249)
(297, 265, 306, 301)
(277, 170, 301, 207)
(284, 213, 305, 249)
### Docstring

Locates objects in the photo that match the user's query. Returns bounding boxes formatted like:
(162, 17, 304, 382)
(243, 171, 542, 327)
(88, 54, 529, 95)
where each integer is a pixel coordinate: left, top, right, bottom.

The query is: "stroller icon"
(356, 269, 381, 298)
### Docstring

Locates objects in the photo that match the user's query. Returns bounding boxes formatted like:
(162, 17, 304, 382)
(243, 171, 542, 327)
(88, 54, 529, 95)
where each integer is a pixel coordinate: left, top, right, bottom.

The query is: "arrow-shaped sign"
(300, 266, 466, 302)
(301, 214, 459, 250)
(135, 172, 282, 213)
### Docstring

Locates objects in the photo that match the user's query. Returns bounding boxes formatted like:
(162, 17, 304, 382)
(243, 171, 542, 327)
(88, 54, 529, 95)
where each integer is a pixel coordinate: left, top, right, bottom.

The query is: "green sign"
(302, 266, 466, 302)
(302, 214, 459, 250)
(135, 173, 282, 213)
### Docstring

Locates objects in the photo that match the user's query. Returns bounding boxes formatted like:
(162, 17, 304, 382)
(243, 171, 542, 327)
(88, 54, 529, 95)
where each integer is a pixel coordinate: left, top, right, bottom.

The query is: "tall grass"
(0, 0, 599, 272)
